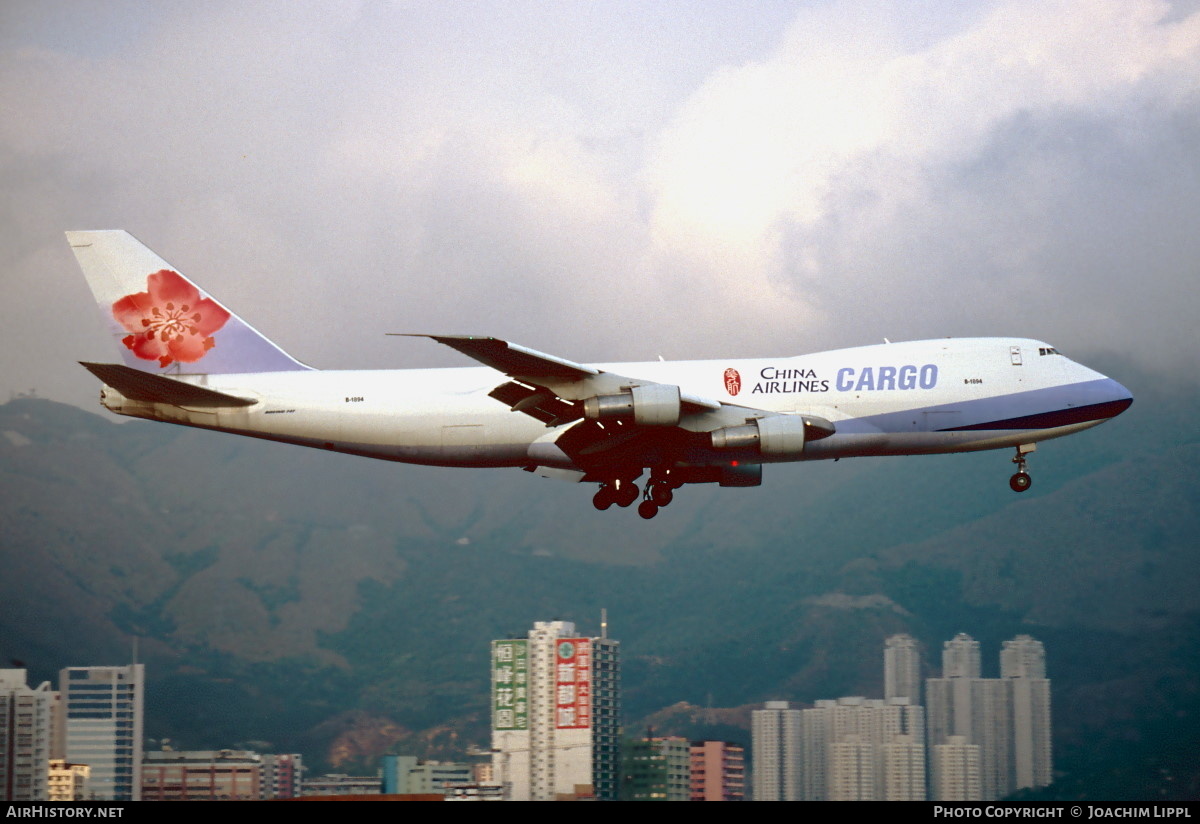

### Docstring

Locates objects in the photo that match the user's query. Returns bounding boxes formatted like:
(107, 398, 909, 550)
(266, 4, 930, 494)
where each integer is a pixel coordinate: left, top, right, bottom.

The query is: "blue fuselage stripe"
(939, 397, 1132, 431)
(835, 378, 1131, 434)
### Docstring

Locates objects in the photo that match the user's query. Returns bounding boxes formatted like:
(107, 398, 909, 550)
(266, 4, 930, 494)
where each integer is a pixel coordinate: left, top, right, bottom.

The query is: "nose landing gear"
(1009, 443, 1035, 492)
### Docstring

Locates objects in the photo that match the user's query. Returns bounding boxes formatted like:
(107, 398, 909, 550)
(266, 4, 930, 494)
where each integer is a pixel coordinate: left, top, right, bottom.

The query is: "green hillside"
(0, 365, 1195, 796)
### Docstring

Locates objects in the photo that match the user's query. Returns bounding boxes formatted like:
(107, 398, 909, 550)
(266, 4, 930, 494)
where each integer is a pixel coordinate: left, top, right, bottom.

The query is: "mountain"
(1, 362, 1196, 796)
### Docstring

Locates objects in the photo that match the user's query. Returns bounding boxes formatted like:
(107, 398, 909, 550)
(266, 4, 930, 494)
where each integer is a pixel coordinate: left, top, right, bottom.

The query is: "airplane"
(67, 230, 1133, 519)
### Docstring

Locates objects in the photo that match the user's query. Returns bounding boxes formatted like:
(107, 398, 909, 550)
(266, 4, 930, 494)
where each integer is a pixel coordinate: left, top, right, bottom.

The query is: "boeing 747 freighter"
(69, 231, 1132, 518)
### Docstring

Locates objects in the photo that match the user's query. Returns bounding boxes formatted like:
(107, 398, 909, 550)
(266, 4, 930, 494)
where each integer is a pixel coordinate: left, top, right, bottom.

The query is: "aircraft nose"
(1095, 377, 1133, 420)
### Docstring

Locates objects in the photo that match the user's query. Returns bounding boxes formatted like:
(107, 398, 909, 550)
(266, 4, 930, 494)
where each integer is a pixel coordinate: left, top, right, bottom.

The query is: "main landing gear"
(593, 470, 682, 518)
(1009, 443, 1035, 492)
(592, 478, 639, 510)
(636, 472, 681, 520)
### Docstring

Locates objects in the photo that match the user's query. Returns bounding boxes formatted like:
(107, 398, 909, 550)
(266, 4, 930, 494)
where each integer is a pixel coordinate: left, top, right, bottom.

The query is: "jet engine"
(710, 415, 808, 457)
(582, 384, 681, 426)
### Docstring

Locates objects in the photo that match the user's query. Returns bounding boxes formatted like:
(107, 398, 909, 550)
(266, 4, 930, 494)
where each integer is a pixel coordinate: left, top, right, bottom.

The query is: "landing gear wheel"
(617, 482, 639, 508)
(637, 500, 659, 519)
(1009, 444, 1035, 493)
(593, 487, 614, 510)
(650, 484, 674, 506)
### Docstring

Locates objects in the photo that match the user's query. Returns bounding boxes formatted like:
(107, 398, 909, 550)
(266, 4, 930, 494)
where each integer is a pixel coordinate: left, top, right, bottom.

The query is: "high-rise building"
(59, 664, 144, 801)
(932, 736, 982, 801)
(926, 633, 981, 769)
(972, 678, 1014, 801)
(490, 620, 620, 801)
(1001, 635, 1046, 679)
(1003, 636, 1052, 792)
(802, 696, 925, 800)
(689, 740, 745, 801)
(751, 701, 802, 801)
(883, 733, 926, 801)
(943, 633, 982, 678)
(926, 634, 1052, 800)
(828, 735, 875, 801)
(884, 634, 922, 704)
(1, 669, 57, 801)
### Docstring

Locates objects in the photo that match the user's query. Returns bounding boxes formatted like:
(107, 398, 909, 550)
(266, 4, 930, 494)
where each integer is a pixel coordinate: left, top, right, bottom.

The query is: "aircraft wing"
(394, 334, 600, 381)
(404, 334, 768, 470)
(402, 334, 724, 426)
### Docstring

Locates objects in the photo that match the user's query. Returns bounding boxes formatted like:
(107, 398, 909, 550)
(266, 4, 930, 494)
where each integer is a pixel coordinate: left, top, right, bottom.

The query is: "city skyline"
(751, 632, 1053, 801)
(2, 386, 1190, 801)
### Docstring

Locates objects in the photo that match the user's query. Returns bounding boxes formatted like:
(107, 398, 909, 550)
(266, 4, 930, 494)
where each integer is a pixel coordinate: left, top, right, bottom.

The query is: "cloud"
(1, 0, 1197, 408)
(645, 0, 1200, 359)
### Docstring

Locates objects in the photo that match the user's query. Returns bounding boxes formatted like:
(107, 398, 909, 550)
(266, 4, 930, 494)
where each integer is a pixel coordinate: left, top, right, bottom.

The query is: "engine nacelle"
(710, 415, 807, 457)
(582, 384, 682, 426)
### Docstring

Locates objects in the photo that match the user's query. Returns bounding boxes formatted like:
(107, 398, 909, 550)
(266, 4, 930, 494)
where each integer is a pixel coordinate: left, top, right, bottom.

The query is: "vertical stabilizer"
(67, 230, 310, 374)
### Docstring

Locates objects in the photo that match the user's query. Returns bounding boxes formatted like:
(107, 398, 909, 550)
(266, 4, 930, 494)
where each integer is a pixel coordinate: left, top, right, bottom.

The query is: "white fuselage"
(96, 337, 1132, 474)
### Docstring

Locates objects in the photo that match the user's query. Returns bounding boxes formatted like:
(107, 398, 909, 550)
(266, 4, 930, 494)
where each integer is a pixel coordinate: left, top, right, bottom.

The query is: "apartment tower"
(490, 620, 619, 800)
(59, 664, 144, 801)
(751, 701, 802, 801)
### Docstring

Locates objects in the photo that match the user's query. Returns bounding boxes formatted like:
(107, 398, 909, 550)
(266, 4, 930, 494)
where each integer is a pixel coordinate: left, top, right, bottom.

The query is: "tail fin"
(67, 230, 311, 374)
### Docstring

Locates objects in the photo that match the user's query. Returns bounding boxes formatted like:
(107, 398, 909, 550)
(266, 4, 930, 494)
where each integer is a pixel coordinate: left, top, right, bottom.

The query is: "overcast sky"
(2, 0, 1197, 408)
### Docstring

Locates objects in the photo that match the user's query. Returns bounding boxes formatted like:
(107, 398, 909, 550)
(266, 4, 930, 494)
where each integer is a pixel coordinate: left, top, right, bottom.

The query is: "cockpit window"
(1038, 347, 1061, 356)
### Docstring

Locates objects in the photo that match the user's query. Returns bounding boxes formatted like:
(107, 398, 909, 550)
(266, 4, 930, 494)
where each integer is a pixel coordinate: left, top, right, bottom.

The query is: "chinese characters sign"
(555, 639, 591, 730)
(492, 640, 528, 731)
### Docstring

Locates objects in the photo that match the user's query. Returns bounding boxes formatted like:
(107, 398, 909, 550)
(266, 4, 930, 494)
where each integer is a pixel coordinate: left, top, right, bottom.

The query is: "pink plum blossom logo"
(724, 367, 741, 396)
(111, 270, 231, 368)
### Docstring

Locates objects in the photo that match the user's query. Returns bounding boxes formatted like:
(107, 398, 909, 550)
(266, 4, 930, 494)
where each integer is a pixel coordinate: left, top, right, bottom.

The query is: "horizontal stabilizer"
(80, 362, 256, 407)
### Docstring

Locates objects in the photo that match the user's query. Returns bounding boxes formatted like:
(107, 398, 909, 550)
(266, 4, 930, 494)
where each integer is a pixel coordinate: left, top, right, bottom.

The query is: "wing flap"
(488, 381, 581, 426)
(80, 362, 256, 407)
